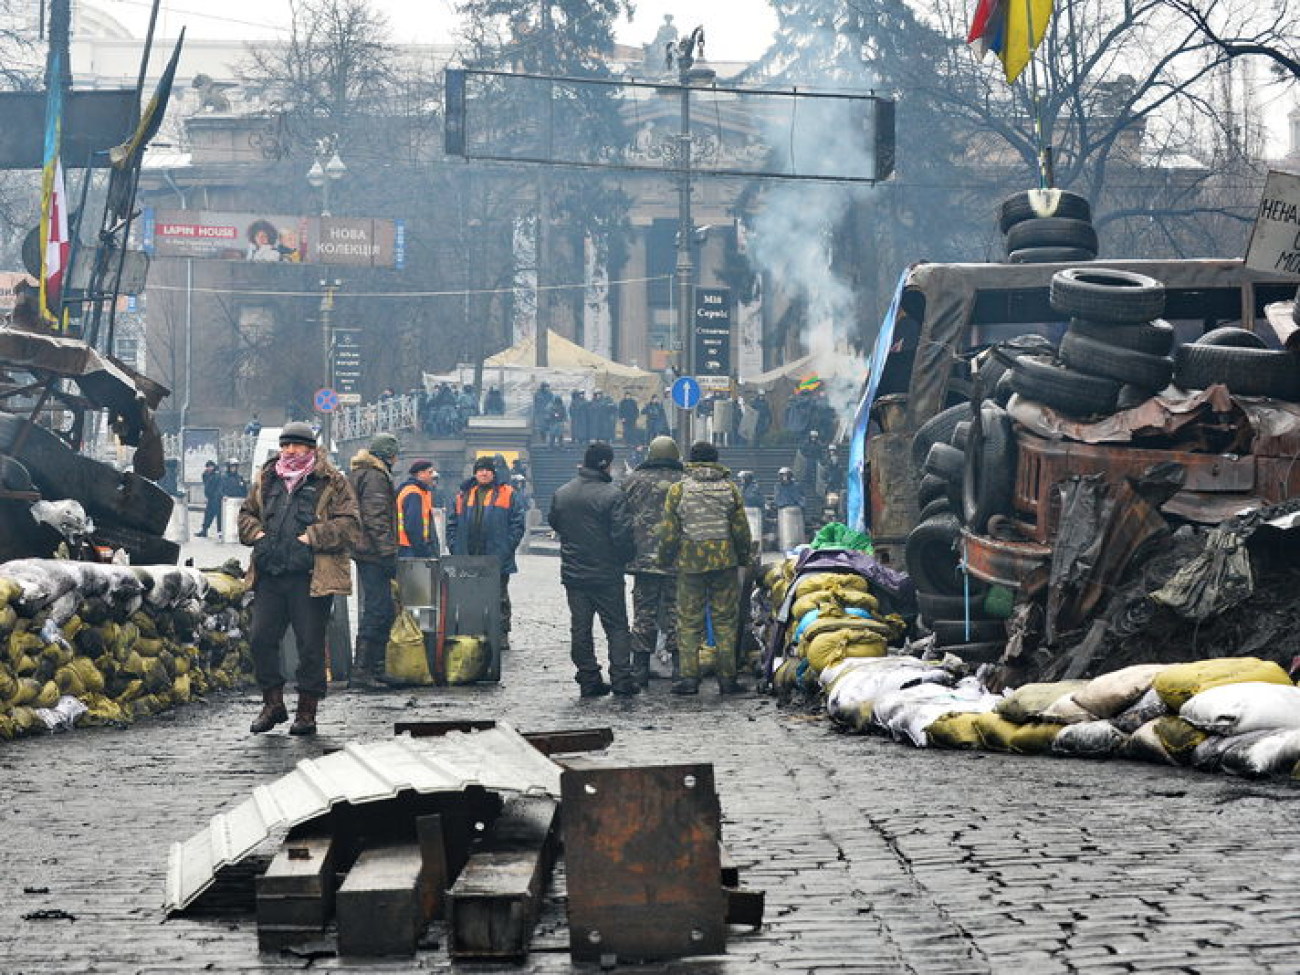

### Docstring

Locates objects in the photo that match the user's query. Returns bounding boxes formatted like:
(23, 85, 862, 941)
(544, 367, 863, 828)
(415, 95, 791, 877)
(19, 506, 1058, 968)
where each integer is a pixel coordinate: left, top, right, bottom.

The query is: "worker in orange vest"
(396, 460, 439, 558)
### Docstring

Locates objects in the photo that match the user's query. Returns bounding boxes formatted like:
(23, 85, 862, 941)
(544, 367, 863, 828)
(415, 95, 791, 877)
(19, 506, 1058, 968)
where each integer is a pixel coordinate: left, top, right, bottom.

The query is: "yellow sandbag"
(445, 635, 488, 685)
(791, 588, 880, 622)
(10, 706, 39, 734)
(0, 713, 15, 739)
(0, 604, 16, 634)
(142, 658, 170, 695)
(926, 712, 984, 749)
(170, 673, 192, 704)
(1009, 722, 1062, 755)
(973, 711, 1022, 752)
(7, 631, 41, 665)
(791, 572, 871, 602)
(1153, 715, 1208, 762)
(54, 665, 86, 698)
(385, 611, 433, 685)
(79, 692, 129, 726)
(130, 612, 158, 639)
(172, 655, 191, 676)
(135, 636, 166, 658)
(8, 677, 41, 706)
(804, 628, 886, 672)
(13, 653, 36, 676)
(202, 572, 248, 602)
(41, 643, 73, 669)
(0, 665, 15, 701)
(60, 616, 85, 642)
(0, 577, 20, 605)
(770, 578, 789, 608)
(121, 650, 147, 677)
(115, 678, 144, 704)
(772, 657, 800, 702)
(1153, 657, 1292, 712)
(34, 679, 59, 708)
(995, 681, 1090, 725)
(112, 621, 139, 656)
(799, 615, 898, 652)
(70, 657, 105, 694)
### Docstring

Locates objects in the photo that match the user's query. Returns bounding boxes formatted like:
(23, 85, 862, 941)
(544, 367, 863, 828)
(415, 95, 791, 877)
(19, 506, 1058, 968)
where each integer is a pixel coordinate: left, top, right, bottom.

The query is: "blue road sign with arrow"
(671, 376, 702, 410)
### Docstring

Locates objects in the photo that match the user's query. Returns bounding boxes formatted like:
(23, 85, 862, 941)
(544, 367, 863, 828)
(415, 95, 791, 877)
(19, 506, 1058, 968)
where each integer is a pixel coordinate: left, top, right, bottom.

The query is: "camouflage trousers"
(676, 568, 739, 679)
(631, 573, 677, 659)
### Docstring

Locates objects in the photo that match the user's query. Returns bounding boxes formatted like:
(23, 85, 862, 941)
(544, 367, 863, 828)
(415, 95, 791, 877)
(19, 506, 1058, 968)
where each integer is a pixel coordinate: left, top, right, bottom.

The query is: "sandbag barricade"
(0, 559, 255, 741)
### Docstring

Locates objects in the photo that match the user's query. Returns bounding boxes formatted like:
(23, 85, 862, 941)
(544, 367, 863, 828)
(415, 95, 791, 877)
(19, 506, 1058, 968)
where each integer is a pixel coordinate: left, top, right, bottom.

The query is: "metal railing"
(335, 394, 420, 443)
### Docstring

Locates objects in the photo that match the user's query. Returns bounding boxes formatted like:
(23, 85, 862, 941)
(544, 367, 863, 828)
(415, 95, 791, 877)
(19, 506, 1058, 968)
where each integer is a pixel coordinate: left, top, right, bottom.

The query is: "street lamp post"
(307, 136, 347, 452)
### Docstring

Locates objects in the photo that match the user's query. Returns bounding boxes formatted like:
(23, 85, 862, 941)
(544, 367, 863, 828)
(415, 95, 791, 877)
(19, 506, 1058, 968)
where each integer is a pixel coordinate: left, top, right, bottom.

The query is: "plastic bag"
(445, 635, 489, 684)
(385, 610, 433, 685)
(810, 522, 874, 553)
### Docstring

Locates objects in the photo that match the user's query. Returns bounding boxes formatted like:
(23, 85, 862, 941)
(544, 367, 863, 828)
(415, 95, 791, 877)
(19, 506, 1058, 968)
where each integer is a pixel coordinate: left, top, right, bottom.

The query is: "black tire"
(905, 514, 966, 597)
(1173, 344, 1300, 399)
(923, 442, 965, 485)
(951, 421, 970, 451)
(1069, 317, 1174, 356)
(918, 474, 949, 507)
(92, 522, 180, 565)
(1194, 327, 1268, 349)
(1116, 384, 1150, 411)
(916, 591, 993, 622)
(911, 403, 972, 469)
(1010, 355, 1121, 417)
(1007, 246, 1097, 264)
(993, 371, 1015, 406)
(1049, 268, 1166, 323)
(1059, 332, 1174, 390)
(942, 640, 1006, 664)
(930, 619, 1007, 644)
(962, 403, 1017, 533)
(919, 497, 952, 522)
(998, 189, 1092, 234)
(1005, 217, 1099, 255)
(0, 455, 34, 492)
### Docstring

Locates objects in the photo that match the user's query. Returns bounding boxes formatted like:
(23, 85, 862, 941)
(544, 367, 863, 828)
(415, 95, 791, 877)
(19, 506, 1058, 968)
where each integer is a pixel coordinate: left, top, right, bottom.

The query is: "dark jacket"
(659, 461, 752, 574)
(548, 466, 635, 589)
(620, 457, 683, 575)
(202, 468, 221, 503)
(238, 450, 359, 597)
(220, 468, 247, 498)
(447, 476, 526, 574)
(396, 476, 438, 558)
(347, 449, 398, 564)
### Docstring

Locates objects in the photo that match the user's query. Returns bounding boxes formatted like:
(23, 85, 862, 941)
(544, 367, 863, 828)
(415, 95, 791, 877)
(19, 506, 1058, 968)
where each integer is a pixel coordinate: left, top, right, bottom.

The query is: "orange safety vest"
(395, 482, 433, 548)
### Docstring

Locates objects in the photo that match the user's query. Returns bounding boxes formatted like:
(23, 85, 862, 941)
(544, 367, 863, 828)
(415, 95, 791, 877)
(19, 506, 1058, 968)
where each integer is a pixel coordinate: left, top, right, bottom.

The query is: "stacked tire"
(1010, 268, 1172, 418)
(999, 189, 1097, 264)
(1172, 327, 1300, 401)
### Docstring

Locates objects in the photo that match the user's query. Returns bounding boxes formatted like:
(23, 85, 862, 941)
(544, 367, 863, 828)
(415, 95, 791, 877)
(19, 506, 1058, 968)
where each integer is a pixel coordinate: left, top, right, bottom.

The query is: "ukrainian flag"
(967, 0, 1054, 84)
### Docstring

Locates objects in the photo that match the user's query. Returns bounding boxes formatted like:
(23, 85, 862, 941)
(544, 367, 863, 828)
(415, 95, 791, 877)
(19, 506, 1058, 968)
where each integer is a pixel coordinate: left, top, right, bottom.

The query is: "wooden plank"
(563, 763, 725, 963)
(255, 832, 336, 947)
(393, 721, 614, 755)
(446, 796, 560, 961)
(415, 813, 448, 921)
(336, 843, 424, 956)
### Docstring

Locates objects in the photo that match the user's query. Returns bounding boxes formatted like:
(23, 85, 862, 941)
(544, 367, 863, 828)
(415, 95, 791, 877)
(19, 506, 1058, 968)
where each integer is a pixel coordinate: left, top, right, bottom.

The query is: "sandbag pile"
(816, 652, 1300, 780)
(0, 559, 255, 741)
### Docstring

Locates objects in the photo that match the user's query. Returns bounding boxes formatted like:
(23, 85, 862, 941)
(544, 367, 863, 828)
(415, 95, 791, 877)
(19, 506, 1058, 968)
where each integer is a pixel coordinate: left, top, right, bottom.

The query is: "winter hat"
(473, 455, 496, 473)
(369, 432, 399, 461)
(646, 435, 680, 462)
(584, 442, 614, 470)
(408, 459, 434, 475)
(279, 421, 317, 447)
(689, 441, 718, 463)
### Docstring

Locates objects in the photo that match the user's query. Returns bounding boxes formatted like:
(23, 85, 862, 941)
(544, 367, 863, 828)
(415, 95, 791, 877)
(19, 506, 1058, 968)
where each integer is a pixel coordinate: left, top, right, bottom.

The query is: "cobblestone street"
(2, 538, 1299, 974)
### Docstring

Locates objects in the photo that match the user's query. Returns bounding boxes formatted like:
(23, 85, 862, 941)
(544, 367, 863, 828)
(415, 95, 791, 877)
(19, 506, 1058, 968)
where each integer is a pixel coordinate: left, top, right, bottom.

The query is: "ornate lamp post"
(307, 136, 347, 451)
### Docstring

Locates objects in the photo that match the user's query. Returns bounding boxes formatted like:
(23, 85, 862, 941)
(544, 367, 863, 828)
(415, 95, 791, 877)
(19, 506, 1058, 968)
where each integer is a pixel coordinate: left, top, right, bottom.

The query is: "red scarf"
(275, 450, 317, 494)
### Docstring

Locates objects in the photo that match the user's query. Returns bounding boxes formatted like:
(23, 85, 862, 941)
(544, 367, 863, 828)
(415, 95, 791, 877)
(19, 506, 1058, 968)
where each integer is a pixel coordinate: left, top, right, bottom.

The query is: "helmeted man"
(197, 460, 221, 537)
(620, 435, 684, 686)
(239, 422, 359, 735)
(658, 441, 753, 696)
(396, 459, 439, 559)
(549, 442, 637, 697)
(738, 470, 764, 509)
(447, 456, 527, 643)
(773, 466, 805, 510)
(347, 432, 400, 688)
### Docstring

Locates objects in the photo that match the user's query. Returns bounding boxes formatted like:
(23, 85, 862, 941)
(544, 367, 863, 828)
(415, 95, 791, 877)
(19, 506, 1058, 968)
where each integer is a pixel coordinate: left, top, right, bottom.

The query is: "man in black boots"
(347, 432, 400, 688)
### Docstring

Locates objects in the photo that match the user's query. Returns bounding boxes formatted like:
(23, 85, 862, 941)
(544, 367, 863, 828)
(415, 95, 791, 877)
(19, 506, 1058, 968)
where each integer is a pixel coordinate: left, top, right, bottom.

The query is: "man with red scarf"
(239, 422, 359, 735)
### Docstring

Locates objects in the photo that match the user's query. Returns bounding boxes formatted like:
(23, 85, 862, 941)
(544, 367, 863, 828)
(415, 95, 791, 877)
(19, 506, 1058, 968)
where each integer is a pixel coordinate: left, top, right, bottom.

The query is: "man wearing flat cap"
(347, 432, 400, 688)
(397, 460, 440, 558)
(239, 421, 359, 735)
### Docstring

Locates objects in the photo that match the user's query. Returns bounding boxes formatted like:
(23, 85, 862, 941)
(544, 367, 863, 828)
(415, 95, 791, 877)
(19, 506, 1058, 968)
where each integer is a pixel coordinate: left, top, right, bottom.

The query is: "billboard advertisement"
(143, 209, 404, 268)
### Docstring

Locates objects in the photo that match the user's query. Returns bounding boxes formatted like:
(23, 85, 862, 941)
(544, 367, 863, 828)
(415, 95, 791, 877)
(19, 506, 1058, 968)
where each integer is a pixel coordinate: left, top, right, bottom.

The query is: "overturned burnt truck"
(0, 327, 175, 564)
(880, 263, 1300, 683)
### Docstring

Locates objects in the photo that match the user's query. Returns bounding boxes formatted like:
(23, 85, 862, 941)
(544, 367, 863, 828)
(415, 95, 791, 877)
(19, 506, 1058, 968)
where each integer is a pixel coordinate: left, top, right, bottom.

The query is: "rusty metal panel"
(867, 430, 918, 563)
(961, 530, 1052, 589)
(562, 764, 725, 963)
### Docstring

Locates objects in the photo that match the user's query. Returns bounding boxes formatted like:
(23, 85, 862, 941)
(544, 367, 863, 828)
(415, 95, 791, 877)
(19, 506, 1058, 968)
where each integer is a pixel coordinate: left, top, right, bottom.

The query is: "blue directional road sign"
(314, 387, 340, 414)
(671, 376, 702, 410)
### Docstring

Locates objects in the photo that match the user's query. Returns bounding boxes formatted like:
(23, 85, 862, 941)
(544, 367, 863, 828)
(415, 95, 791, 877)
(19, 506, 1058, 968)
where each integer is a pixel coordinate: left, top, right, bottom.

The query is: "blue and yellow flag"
(38, 50, 68, 327)
(967, 0, 1054, 84)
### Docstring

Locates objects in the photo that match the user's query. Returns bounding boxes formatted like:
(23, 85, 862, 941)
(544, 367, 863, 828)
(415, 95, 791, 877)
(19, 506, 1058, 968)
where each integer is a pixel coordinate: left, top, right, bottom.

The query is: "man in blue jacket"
(447, 456, 526, 644)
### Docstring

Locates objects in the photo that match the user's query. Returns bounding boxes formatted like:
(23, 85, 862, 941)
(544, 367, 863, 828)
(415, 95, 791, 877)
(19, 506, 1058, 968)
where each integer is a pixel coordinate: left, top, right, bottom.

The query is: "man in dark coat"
(620, 435, 684, 686)
(549, 442, 637, 697)
(447, 456, 527, 643)
(347, 432, 400, 688)
(396, 460, 439, 559)
(618, 393, 640, 443)
(198, 460, 221, 537)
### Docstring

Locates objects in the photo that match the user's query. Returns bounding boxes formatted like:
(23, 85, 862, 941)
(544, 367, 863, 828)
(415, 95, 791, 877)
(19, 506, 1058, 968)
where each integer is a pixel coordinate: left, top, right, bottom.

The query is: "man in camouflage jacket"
(657, 441, 753, 695)
(621, 435, 684, 686)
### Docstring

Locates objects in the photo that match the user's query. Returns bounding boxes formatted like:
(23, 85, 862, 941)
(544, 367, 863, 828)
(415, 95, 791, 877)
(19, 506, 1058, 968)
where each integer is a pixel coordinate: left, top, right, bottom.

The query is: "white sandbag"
(1040, 694, 1098, 725)
(1109, 687, 1168, 735)
(873, 677, 1000, 747)
(1190, 729, 1276, 774)
(1123, 719, 1176, 766)
(1180, 682, 1300, 736)
(1073, 663, 1167, 718)
(825, 658, 956, 728)
(1051, 720, 1127, 758)
(1218, 728, 1300, 779)
(0, 559, 81, 610)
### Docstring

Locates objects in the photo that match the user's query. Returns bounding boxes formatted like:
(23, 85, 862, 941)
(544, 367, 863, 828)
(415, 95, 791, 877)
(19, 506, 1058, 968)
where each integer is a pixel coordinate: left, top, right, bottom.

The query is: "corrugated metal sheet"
(164, 724, 562, 914)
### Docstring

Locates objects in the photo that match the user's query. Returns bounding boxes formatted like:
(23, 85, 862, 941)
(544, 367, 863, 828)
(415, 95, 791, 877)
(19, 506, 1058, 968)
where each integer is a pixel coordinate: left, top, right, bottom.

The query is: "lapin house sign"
(143, 209, 404, 268)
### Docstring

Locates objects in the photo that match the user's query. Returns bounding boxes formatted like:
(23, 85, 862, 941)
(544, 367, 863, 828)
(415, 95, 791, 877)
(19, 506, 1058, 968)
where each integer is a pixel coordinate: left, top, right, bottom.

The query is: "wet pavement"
(1, 515, 1299, 973)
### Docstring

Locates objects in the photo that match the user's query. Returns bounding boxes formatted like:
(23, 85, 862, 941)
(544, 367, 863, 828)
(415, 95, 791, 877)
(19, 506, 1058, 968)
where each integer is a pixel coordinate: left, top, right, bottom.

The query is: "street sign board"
(671, 376, 702, 410)
(1246, 170, 1300, 276)
(332, 327, 362, 399)
(693, 288, 733, 382)
(314, 387, 340, 413)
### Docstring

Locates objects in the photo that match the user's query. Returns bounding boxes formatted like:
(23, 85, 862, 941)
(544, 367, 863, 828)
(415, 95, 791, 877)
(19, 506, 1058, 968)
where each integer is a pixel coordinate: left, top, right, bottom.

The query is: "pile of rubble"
(0, 559, 254, 739)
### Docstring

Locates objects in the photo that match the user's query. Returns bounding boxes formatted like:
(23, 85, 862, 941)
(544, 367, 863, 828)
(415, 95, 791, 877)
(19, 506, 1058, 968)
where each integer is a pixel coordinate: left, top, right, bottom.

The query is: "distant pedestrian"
(549, 442, 637, 697)
(621, 435, 684, 686)
(642, 395, 669, 439)
(197, 460, 221, 537)
(221, 458, 248, 500)
(658, 441, 753, 696)
(618, 392, 640, 443)
(347, 432, 400, 689)
(240, 422, 359, 736)
(447, 456, 526, 647)
(396, 460, 439, 559)
(738, 470, 764, 509)
(484, 386, 506, 415)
